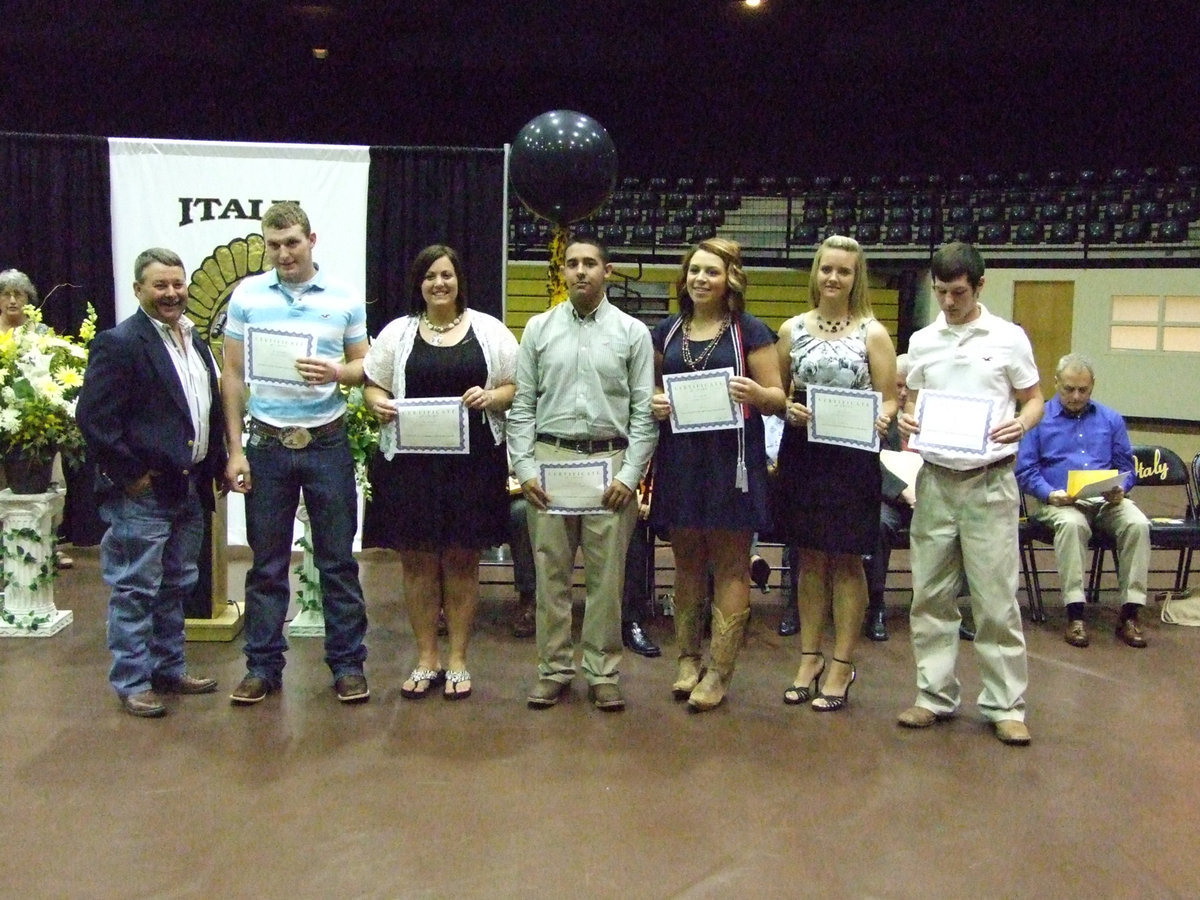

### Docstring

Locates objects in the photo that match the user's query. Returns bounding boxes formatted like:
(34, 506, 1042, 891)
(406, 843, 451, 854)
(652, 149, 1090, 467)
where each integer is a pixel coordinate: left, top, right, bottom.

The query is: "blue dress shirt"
(1015, 395, 1136, 501)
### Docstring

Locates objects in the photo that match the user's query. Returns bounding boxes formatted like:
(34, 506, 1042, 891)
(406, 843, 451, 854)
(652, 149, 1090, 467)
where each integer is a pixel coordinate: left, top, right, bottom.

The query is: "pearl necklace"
(815, 311, 852, 334)
(681, 315, 730, 371)
(422, 311, 463, 345)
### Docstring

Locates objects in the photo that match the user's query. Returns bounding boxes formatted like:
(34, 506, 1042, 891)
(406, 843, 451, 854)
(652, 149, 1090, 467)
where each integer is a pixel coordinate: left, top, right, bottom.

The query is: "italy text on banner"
(108, 138, 370, 350)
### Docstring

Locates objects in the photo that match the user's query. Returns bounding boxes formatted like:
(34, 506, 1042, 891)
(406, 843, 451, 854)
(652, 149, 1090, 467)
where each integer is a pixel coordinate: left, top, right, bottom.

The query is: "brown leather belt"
(536, 433, 628, 454)
(249, 416, 344, 450)
(926, 455, 1015, 476)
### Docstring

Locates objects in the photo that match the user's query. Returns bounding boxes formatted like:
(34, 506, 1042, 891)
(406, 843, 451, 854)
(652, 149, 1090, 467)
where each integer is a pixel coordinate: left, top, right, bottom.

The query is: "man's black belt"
(536, 433, 628, 454)
(250, 416, 344, 450)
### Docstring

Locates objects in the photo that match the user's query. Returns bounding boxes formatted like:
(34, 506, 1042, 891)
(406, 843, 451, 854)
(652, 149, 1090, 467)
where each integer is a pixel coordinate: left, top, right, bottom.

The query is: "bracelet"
(1017, 419, 1026, 436)
(331, 362, 343, 384)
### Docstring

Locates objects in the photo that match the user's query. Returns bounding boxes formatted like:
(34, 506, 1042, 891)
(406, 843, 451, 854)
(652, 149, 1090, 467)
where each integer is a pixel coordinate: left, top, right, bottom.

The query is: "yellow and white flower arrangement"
(0, 303, 95, 468)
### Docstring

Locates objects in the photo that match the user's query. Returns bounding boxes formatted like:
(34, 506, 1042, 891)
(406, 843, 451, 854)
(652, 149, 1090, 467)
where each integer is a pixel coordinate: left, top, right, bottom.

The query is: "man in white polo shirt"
(897, 242, 1044, 745)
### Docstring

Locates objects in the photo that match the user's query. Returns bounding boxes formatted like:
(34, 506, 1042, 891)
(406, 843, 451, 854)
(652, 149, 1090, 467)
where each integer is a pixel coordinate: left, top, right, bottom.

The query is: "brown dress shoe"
(230, 674, 273, 705)
(121, 690, 166, 718)
(994, 719, 1032, 745)
(1116, 617, 1148, 648)
(153, 673, 218, 694)
(588, 682, 625, 712)
(527, 678, 569, 708)
(1064, 619, 1089, 647)
(335, 674, 370, 703)
(897, 705, 953, 728)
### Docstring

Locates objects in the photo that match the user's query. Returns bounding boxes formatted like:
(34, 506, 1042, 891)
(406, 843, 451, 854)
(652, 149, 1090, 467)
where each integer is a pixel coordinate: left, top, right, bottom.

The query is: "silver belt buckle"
(279, 426, 312, 450)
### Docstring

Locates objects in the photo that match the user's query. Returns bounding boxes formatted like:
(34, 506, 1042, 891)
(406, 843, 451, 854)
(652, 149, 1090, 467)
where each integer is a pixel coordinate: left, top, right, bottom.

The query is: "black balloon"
(510, 110, 618, 225)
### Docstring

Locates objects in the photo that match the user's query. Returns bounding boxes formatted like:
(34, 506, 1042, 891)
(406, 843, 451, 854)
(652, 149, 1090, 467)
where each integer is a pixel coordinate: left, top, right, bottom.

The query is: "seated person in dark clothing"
(863, 355, 918, 641)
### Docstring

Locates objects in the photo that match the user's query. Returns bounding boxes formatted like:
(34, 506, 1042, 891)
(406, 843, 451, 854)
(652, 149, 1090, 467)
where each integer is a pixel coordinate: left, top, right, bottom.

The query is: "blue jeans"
(99, 482, 204, 696)
(243, 427, 367, 683)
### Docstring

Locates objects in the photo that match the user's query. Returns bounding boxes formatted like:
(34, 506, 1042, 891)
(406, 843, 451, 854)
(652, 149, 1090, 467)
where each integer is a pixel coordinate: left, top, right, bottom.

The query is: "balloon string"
(548, 225, 569, 307)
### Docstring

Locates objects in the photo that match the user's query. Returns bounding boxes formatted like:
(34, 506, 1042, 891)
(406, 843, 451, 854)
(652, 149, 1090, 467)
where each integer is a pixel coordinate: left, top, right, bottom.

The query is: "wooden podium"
(184, 493, 244, 641)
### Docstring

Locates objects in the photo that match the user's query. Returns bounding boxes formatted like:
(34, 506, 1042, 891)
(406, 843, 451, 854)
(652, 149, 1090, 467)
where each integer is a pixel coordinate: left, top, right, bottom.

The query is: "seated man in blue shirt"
(1016, 353, 1150, 649)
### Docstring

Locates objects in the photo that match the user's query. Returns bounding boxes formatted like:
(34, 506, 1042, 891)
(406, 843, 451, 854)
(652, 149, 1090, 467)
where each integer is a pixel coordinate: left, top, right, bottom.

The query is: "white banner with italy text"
(108, 138, 370, 547)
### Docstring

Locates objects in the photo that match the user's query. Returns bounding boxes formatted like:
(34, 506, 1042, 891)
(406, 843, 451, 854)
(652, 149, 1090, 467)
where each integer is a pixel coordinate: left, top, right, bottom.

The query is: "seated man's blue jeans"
(100, 482, 204, 696)
(243, 428, 368, 684)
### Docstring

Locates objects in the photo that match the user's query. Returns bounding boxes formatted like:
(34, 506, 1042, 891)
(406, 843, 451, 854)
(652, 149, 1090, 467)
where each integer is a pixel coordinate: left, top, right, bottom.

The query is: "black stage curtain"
(365, 146, 506, 332)
(0, 132, 116, 332)
(362, 146, 507, 549)
(0, 132, 114, 546)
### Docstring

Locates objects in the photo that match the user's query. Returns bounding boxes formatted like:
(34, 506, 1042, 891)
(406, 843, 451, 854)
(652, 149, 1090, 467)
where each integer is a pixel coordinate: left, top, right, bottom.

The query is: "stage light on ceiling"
(744, 0, 763, 7)
(312, 47, 329, 60)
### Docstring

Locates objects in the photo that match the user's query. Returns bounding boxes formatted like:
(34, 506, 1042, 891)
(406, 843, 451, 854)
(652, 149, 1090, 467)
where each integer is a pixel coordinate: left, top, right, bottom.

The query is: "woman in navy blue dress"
(650, 239, 786, 711)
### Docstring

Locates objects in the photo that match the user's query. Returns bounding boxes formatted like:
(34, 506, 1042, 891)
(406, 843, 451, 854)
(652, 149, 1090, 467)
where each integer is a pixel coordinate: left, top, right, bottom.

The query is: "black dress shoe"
(778, 603, 799, 637)
(749, 555, 771, 594)
(864, 606, 889, 642)
(622, 621, 661, 657)
(958, 624, 976, 642)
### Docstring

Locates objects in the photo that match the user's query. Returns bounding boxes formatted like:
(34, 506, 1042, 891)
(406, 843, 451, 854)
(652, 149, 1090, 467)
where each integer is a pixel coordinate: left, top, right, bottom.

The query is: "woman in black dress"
(774, 236, 896, 711)
(363, 245, 518, 701)
(650, 239, 786, 711)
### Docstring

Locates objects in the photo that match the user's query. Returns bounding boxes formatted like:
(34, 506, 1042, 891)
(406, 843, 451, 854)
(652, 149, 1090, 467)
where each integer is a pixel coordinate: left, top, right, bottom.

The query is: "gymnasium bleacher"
(509, 165, 1200, 261)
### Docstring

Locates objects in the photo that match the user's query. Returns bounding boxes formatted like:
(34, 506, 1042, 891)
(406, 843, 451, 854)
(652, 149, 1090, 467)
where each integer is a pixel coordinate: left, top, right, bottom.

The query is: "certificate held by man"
(908, 389, 993, 455)
(663, 366, 742, 433)
(806, 384, 881, 451)
(539, 459, 612, 515)
(393, 397, 469, 454)
(246, 326, 314, 385)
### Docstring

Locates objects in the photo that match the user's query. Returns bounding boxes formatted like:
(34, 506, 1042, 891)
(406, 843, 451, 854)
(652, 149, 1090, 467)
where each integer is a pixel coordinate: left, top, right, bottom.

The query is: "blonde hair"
(808, 235, 872, 319)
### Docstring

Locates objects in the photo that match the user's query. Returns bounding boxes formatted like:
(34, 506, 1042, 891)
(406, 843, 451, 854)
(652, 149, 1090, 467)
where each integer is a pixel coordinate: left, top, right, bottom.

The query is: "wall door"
(1013, 281, 1075, 399)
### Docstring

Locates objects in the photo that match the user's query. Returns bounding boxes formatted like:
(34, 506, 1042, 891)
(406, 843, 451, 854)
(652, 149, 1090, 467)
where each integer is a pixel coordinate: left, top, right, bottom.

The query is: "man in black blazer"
(77, 248, 227, 718)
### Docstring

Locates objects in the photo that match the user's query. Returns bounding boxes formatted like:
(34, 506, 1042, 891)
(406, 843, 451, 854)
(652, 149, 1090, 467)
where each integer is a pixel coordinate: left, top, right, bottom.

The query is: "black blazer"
(77, 309, 226, 511)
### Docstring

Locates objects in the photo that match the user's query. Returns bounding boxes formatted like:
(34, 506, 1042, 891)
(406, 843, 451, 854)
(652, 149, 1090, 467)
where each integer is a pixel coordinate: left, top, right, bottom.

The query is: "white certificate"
(807, 385, 881, 451)
(246, 327, 314, 385)
(540, 459, 612, 515)
(663, 367, 742, 433)
(393, 398, 469, 454)
(909, 390, 993, 455)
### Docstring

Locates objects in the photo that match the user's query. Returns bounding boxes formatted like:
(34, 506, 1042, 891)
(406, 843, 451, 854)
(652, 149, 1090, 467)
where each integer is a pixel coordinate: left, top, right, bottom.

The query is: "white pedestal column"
(286, 510, 325, 638)
(0, 488, 71, 637)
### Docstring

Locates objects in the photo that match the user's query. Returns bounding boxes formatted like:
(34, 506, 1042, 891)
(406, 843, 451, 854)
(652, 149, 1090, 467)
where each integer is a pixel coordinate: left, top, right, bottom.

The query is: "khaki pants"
(527, 444, 637, 686)
(1032, 497, 1150, 607)
(909, 462, 1029, 722)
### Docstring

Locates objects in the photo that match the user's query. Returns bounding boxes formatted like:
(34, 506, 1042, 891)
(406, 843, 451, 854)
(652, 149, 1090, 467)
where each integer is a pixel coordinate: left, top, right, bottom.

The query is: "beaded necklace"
(421, 311, 463, 345)
(681, 315, 730, 370)
(815, 311, 852, 334)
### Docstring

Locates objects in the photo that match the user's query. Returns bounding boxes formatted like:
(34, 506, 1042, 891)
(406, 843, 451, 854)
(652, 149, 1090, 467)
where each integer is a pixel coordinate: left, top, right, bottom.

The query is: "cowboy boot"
(671, 596, 706, 699)
(688, 605, 750, 711)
